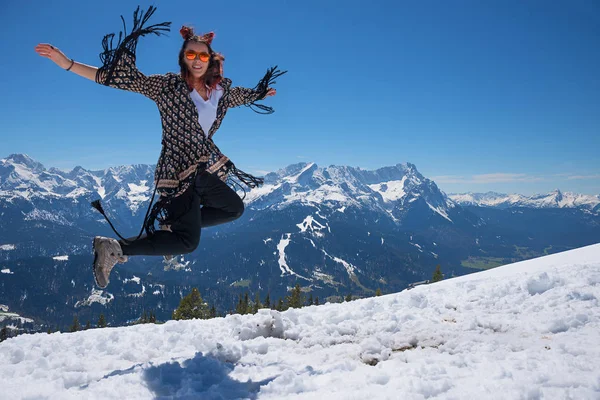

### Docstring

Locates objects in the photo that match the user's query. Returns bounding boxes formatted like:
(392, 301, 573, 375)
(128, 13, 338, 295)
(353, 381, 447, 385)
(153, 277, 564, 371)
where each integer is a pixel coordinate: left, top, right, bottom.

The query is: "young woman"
(34, 6, 285, 288)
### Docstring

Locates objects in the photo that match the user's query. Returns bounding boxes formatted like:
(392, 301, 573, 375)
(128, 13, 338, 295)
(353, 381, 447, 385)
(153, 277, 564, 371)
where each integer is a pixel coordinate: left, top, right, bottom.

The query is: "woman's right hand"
(34, 43, 72, 69)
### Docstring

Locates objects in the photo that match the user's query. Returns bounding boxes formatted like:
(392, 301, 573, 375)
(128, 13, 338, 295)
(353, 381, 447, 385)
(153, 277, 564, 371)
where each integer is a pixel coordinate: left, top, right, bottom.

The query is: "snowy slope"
(1, 244, 599, 399)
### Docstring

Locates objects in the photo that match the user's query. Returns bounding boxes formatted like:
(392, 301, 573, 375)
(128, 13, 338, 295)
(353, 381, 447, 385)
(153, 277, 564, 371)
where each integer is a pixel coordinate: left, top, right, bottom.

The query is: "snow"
(283, 162, 315, 184)
(0, 314, 34, 324)
(331, 255, 357, 277)
(24, 209, 73, 225)
(368, 178, 407, 202)
(123, 276, 142, 285)
(427, 202, 453, 222)
(65, 187, 90, 198)
(0, 305, 33, 324)
(2, 244, 600, 399)
(276, 234, 292, 275)
(127, 181, 151, 211)
(276, 234, 308, 280)
(450, 191, 600, 211)
(92, 175, 106, 199)
(74, 290, 115, 308)
(1, 268, 13, 274)
(410, 243, 424, 253)
(285, 184, 350, 204)
(296, 215, 327, 236)
(243, 183, 281, 204)
(53, 255, 69, 261)
(275, 233, 309, 280)
(163, 257, 191, 272)
(128, 181, 149, 196)
(0, 244, 16, 251)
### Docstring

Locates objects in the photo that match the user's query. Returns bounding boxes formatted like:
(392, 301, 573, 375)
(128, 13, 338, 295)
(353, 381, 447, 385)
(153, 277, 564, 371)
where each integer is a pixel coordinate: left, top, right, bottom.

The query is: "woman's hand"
(265, 88, 276, 97)
(34, 43, 72, 69)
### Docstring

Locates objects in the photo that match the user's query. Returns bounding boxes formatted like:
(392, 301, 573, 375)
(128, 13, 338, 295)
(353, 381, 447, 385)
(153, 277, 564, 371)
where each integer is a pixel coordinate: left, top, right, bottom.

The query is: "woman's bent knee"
(233, 200, 244, 220)
(182, 233, 201, 254)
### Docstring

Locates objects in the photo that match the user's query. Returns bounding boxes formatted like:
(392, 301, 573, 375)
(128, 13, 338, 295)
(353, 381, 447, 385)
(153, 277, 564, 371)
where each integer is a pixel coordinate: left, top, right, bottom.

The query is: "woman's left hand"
(265, 88, 276, 97)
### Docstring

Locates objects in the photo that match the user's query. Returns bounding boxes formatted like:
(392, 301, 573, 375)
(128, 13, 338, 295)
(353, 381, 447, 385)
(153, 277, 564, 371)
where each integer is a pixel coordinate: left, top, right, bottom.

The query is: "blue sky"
(1, 0, 598, 195)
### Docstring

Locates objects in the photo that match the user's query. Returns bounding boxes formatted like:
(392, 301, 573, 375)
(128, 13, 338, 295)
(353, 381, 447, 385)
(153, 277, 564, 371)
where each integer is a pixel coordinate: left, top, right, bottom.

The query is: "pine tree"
(0, 326, 9, 342)
(345, 293, 352, 302)
(315, 297, 320, 306)
(243, 293, 250, 314)
(236, 294, 247, 315)
(209, 305, 217, 319)
(173, 288, 209, 320)
(432, 265, 444, 283)
(287, 284, 304, 309)
(264, 293, 271, 309)
(98, 313, 107, 328)
(141, 310, 148, 324)
(276, 298, 285, 311)
(70, 316, 80, 332)
(85, 321, 91, 330)
(307, 294, 314, 306)
(375, 288, 382, 296)
(253, 292, 262, 314)
(149, 311, 157, 323)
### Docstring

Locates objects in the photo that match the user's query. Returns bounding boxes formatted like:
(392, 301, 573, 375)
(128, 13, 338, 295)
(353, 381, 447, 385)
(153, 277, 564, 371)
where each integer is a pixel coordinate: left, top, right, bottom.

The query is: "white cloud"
(566, 174, 600, 181)
(251, 169, 272, 175)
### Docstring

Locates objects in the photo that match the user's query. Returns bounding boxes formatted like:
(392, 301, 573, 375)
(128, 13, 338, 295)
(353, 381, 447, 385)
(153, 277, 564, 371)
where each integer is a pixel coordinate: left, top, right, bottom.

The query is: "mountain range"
(1, 153, 599, 330)
(449, 191, 600, 212)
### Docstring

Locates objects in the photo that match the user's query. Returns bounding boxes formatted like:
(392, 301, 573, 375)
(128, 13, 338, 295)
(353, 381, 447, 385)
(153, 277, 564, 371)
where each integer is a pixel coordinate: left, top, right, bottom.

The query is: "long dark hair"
(178, 40, 223, 90)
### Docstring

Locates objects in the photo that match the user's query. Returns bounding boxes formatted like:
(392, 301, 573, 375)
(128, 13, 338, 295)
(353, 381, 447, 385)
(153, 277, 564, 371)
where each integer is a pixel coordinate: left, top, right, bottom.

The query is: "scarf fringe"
(245, 66, 288, 114)
(231, 164, 264, 188)
(91, 7, 173, 241)
(225, 162, 264, 200)
(96, 6, 171, 84)
(91, 181, 163, 243)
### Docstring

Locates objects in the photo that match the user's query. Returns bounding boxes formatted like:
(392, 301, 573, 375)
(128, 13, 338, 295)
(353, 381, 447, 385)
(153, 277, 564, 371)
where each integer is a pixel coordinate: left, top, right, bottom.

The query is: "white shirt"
(189, 85, 224, 137)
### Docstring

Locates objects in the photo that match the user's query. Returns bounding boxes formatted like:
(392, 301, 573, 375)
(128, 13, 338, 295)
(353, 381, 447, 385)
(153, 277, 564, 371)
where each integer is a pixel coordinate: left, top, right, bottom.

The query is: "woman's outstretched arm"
(35, 43, 98, 82)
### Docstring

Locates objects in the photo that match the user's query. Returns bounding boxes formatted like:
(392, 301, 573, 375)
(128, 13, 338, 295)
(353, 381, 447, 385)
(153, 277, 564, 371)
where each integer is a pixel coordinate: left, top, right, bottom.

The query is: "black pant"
(119, 171, 244, 256)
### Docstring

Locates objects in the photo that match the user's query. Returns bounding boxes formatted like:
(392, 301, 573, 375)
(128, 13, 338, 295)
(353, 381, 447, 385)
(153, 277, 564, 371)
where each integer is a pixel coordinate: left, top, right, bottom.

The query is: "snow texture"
(1, 244, 600, 399)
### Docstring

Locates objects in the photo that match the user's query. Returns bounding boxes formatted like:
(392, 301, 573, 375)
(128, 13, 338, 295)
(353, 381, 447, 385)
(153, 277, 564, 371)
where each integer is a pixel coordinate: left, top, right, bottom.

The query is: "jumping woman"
(35, 6, 285, 288)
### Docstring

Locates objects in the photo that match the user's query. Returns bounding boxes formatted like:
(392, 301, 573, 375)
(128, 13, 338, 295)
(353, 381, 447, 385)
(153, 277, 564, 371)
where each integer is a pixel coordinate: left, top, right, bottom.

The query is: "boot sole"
(92, 237, 107, 289)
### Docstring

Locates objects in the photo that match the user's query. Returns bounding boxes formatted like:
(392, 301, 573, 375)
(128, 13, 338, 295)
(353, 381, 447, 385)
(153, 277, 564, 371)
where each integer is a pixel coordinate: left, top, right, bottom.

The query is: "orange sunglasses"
(184, 50, 210, 62)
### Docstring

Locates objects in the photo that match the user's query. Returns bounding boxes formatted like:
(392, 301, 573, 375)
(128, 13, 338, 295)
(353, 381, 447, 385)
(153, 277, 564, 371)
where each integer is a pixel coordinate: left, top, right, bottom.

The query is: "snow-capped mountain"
(246, 161, 457, 225)
(450, 190, 600, 213)
(0, 154, 155, 214)
(2, 153, 600, 329)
